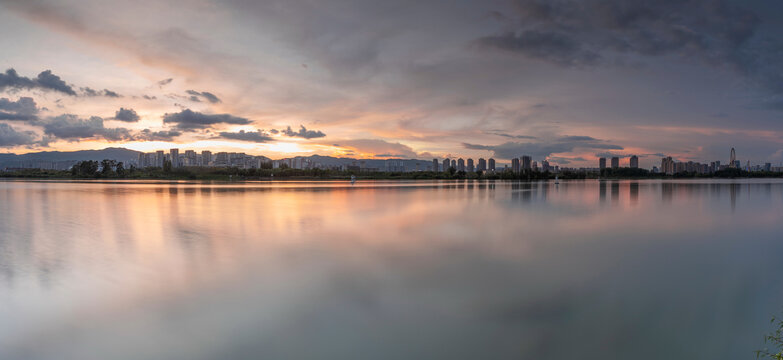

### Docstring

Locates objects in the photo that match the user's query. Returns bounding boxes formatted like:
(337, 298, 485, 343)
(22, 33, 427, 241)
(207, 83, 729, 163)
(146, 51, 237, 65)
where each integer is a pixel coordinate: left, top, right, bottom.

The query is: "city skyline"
(2, 0, 783, 169)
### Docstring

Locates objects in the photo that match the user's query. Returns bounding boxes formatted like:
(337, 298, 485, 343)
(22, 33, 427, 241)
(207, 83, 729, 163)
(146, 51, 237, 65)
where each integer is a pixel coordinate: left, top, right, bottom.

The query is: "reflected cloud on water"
(1, 179, 782, 360)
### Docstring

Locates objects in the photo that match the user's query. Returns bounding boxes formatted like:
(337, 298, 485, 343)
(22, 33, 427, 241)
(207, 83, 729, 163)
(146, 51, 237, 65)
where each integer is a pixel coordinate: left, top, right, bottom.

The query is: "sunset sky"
(1, 0, 783, 167)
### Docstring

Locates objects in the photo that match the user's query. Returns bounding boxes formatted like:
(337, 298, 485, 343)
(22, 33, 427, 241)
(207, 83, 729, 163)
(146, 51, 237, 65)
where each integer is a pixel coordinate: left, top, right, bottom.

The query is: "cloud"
(114, 108, 140, 122)
(479, 0, 758, 64)
(463, 136, 623, 160)
(218, 130, 273, 143)
(476, 30, 599, 66)
(103, 89, 121, 98)
(0, 97, 38, 121)
(336, 139, 422, 158)
(42, 114, 134, 141)
(81, 87, 122, 97)
(282, 125, 326, 139)
(186, 90, 221, 103)
(0, 68, 76, 95)
(157, 78, 173, 87)
(162, 109, 251, 131)
(0, 123, 37, 147)
(142, 95, 157, 100)
(137, 129, 181, 141)
(476, 0, 783, 95)
(485, 131, 537, 140)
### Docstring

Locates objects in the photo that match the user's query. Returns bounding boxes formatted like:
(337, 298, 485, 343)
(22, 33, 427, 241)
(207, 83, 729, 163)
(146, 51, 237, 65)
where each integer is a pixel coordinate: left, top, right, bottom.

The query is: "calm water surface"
(1, 179, 782, 360)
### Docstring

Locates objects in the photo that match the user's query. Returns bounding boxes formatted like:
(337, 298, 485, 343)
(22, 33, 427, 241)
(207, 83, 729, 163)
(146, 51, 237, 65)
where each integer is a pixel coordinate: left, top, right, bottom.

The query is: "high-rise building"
(477, 158, 487, 172)
(511, 158, 520, 173)
(156, 150, 165, 167)
(541, 160, 550, 172)
(729, 148, 736, 168)
(488, 158, 495, 172)
(661, 156, 675, 175)
(467, 158, 474, 172)
(457, 158, 465, 172)
(201, 151, 212, 166)
(432, 158, 439, 172)
(170, 148, 179, 168)
(599, 157, 606, 170)
(451, 159, 456, 169)
(214, 152, 229, 166)
(611, 157, 619, 169)
(386, 159, 405, 172)
(629, 155, 639, 169)
(442, 158, 450, 172)
(184, 150, 196, 166)
(521, 155, 532, 170)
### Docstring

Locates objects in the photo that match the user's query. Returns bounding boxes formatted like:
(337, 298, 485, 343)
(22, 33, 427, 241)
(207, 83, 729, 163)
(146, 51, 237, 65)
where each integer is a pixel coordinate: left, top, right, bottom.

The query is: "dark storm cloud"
(162, 109, 251, 131)
(81, 87, 122, 97)
(0, 97, 39, 121)
(463, 136, 623, 159)
(476, 30, 600, 66)
(281, 125, 326, 139)
(114, 108, 140, 122)
(0, 123, 37, 146)
(0, 68, 77, 95)
(475, 0, 783, 96)
(218, 130, 273, 143)
(137, 129, 182, 141)
(478, 0, 759, 65)
(186, 90, 221, 103)
(42, 114, 134, 141)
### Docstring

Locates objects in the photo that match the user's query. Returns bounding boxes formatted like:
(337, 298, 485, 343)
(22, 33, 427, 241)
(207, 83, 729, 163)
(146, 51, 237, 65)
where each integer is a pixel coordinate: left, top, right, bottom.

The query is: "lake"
(1, 179, 782, 360)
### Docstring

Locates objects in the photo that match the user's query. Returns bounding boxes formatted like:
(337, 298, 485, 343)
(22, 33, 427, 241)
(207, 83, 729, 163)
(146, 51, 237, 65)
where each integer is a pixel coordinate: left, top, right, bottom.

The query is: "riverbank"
(2, 166, 782, 181)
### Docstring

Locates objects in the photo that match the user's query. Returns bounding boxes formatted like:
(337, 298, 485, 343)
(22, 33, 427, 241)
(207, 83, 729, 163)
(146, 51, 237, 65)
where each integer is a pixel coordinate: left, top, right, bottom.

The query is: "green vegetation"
(2, 160, 782, 181)
(757, 315, 783, 359)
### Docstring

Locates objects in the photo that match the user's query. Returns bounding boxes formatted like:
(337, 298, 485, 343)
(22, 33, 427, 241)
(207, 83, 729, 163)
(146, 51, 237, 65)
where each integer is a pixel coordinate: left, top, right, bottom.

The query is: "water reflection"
(1, 179, 783, 360)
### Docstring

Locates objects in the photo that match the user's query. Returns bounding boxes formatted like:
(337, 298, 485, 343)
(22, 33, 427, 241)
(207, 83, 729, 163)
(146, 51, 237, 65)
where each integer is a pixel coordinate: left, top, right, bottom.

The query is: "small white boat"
(554, 175, 559, 185)
(350, 175, 356, 185)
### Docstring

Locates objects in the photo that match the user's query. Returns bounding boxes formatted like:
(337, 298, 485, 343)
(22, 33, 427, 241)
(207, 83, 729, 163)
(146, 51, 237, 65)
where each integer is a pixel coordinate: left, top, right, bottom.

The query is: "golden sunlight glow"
(263, 142, 309, 154)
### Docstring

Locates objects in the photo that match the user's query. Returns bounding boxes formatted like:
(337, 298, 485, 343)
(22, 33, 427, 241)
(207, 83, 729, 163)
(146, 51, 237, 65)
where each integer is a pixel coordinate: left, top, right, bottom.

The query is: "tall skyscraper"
(432, 158, 439, 172)
(629, 155, 639, 169)
(457, 158, 465, 172)
(541, 160, 550, 172)
(442, 158, 450, 172)
(611, 157, 619, 169)
(467, 158, 474, 172)
(488, 158, 495, 172)
(729, 148, 736, 168)
(477, 158, 487, 171)
(170, 148, 179, 168)
(512, 158, 520, 173)
(451, 159, 456, 169)
(599, 157, 606, 170)
(521, 155, 532, 170)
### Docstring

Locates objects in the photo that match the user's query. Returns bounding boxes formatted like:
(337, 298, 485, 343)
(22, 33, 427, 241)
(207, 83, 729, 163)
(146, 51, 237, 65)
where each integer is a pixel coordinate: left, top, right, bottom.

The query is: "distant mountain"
(0, 148, 141, 169)
(285, 154, 435, 171)
(0, 148, 441, 171)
